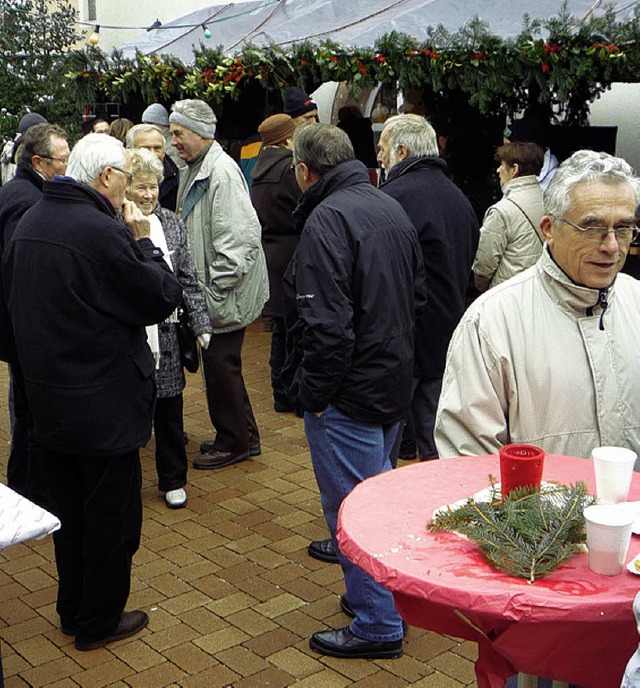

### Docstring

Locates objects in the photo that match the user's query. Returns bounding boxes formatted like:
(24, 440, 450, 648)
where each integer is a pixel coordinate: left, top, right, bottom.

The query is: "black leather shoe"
(308, 538, 338, 563)
(75, 610, 149, 651)
(309, 626, 403, 659)
(340, 594, 355, 618)
(194, 448, 250, 469)
(199, 439, 261, 457)
(340, 595, 409, 633)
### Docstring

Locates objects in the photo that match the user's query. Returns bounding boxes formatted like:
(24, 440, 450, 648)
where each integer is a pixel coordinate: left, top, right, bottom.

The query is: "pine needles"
(428, 481, 597, 582)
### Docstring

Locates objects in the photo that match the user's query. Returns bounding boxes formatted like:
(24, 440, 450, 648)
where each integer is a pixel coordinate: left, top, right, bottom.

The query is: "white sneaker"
(165, 488, 187, 509)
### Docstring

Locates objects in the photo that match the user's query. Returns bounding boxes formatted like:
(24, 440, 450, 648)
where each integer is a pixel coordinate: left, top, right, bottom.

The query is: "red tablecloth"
(337, 454, 640, 688)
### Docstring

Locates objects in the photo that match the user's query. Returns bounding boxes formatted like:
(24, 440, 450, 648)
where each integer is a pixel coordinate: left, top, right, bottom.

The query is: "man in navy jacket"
(3, 133, 181, 651)
(283, 124, 426, 659)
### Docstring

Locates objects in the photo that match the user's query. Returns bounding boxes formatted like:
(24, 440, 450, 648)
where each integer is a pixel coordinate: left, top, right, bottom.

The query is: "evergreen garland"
(429, 481, 597, 582)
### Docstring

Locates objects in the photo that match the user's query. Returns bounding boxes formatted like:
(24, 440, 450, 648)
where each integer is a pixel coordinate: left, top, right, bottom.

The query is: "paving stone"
(226, 608, 279, 637)
(215, 645, 270, 676)
(178, 662, 240, 688)
(268, 646, 320, 677)
(19, 657, 83, 687)
(111, 638, 166, 671)
(163, 641, 219, 674)
(243, 628, 302, 658)
(12, 635, 63, 666)
(232, 666, 296, 687)
(193, 625, 251, 654)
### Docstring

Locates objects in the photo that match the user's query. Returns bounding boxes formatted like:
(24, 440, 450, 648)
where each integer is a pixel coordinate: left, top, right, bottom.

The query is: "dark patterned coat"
(153, 206, 212, 398)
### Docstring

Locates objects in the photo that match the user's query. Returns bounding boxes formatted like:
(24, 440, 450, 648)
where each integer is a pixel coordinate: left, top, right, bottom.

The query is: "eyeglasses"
(111, 166, 134, 185)
(555, 216, 639, 244)
(39, 155, 69, 165)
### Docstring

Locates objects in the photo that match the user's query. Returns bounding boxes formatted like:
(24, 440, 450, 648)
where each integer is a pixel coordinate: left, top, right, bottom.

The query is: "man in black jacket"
(284, 124, 426, 659)
(378, 114, 479, 461)
(3, 133, 182, 651)
(0, 122, 70, 504)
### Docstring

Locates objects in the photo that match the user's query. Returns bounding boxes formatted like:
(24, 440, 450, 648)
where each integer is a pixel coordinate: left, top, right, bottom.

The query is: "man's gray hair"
(19, 123, 67, 167)
(125, 123, 163, 150)
(544, 149, 640, 218)
(292, 123, 354, 176)
(66, 133, 128, 183)
(383, 114, 438, 158)
(129, 147, 164, 183)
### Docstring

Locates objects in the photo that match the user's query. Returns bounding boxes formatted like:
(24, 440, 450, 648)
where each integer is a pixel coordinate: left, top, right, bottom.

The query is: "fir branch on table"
(428, 481, 597, 582)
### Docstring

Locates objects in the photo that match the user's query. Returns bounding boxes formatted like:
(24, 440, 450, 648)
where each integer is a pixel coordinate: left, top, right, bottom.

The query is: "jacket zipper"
(586, 289, 609, 330)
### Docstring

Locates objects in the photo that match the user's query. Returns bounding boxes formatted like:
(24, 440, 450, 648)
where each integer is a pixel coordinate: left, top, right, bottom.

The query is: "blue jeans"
(304, 404, 404, 642)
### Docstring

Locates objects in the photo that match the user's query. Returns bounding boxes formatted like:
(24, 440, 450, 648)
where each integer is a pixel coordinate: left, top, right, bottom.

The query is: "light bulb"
(89, 25, 100, 46)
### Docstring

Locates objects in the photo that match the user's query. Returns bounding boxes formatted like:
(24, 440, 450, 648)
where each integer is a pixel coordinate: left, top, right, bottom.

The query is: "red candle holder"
(499, 444, 545, 498)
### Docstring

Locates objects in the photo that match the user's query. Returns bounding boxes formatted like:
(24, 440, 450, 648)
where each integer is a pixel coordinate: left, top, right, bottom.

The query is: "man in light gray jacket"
(170, 99, 268, 469)
(436, 150, 640, 460)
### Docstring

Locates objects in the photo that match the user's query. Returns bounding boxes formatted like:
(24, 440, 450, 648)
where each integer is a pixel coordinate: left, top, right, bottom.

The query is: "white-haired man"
(3, 133, 182, 650)
(436, 150, 640, 458)
(377, 114, 478, 462)
(169, 99, 268, 469)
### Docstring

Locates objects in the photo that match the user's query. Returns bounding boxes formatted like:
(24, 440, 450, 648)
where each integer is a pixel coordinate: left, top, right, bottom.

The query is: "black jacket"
(251, 145, 301, 318)
(283, 160, 426, 424)
(159, 154, 179, 212)
(0, 164, 44, 362)
(381, 156, 479, 378)
(3, 179, 182, 456)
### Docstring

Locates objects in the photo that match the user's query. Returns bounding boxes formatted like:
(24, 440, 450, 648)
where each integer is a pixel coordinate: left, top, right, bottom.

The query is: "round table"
(337, 454, 640, 688)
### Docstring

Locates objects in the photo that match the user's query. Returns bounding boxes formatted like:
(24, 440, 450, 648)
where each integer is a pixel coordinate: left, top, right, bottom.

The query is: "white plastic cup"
(592, 446, 637, 504)
(583, 504, 634, 575)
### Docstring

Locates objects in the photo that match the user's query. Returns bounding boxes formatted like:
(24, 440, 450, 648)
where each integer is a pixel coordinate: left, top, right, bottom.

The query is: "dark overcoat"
(381, 156, 479, 379)
(251, 145, 301, 318)
(3, 179, 182, 456)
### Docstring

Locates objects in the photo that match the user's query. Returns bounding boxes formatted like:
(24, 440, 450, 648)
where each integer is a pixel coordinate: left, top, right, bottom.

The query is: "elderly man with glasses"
(3, 132, 182, 651)
(436, 149, 640, 459)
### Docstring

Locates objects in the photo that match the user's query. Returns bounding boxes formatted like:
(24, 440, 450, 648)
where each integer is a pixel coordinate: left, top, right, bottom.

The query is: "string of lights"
(1, 0, 280, 46)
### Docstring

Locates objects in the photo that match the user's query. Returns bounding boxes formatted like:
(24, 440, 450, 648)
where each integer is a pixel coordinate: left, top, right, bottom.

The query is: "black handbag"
(176, 305, 199, 373)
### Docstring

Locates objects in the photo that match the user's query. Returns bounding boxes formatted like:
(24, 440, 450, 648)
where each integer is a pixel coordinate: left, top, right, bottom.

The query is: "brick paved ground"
(0, 321, 478, 687)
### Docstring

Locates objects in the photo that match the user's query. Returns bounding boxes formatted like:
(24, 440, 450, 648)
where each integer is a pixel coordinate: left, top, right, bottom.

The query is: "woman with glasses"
(473, 141, 545, 292)
(126, 148, 212, 509)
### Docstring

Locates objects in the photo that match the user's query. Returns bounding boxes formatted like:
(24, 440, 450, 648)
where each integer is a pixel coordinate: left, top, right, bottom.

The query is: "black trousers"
(269, 317, 289, 407)
(45, 448, 142, 644)
(201, 327, 259, 452)
(7, 362, 50, 509)
(154, 394, 187, 492)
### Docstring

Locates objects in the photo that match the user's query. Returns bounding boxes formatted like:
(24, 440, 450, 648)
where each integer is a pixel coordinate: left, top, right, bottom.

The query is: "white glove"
(198, 333, 211, 350)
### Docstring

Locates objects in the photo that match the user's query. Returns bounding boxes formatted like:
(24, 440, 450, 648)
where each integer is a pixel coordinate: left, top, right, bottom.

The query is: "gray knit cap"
(141, 103, 169, 127)
(170, 99, 217, 139)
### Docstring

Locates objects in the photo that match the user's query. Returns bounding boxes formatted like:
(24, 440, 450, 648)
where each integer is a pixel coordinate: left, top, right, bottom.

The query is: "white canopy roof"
(119, 0, 634, 62)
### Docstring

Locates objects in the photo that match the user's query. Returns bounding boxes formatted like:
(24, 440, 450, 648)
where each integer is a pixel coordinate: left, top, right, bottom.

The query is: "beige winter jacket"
(473, 175, 544, 292)
(436, 247, 640, 459)
(179, 141, 269, 333)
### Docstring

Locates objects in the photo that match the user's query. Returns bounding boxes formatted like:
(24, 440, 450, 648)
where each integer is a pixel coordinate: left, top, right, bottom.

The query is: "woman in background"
(473, 141, 545, 292)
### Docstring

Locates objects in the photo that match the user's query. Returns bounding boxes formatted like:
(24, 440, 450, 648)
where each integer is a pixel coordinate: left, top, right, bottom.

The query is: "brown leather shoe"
(75, 610, 149, 651)
(194, 448, 250, 469)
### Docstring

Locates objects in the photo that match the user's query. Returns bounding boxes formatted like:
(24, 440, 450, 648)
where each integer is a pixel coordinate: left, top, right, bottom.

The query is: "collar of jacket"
(381, 155, 447, 186)
(13, 162, 45, 190)
(538, 245, 615, 322)
(41, 177, 117, 217)
(251, 145, 292, 181)
(502, 174, 541, 196)
(293, 159, 369, 231)
(180, 142, 221, 220)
